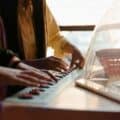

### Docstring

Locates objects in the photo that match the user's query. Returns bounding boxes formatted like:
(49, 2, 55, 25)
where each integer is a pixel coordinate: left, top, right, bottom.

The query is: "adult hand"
(70, 46, 85, 69)
(22, 56, 69, 72)
(41, 56, 69, 72)
(0, 67, 54, 86)
(57, 38, 85, 69)
(17, 61, 60, 81)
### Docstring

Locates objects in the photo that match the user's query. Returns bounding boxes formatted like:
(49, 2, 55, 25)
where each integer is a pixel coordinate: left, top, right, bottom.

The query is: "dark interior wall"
(0, 0, 46, 59)
(0, 0, 22, 97)
(0, 0, 21, 57)
(32, 0, 46, 58)
(0, 0, 46, 96)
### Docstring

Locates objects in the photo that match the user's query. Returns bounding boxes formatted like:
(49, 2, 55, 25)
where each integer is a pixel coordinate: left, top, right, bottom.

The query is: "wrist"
(9, 56, 21, 68)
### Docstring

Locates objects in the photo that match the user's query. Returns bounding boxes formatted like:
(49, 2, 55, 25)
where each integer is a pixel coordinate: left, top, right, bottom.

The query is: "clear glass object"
(84, 0, 120, 88)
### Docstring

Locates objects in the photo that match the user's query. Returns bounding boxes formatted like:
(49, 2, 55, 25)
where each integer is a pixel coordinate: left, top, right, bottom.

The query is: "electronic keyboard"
(4, 69, 83, 107)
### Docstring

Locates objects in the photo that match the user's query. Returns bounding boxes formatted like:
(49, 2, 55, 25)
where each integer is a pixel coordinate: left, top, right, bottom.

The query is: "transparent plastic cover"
(84, 0, 120, 87)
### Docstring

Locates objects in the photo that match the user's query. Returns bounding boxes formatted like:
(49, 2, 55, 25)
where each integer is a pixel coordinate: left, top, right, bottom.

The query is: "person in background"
(45, 4, 85, 68)
(0, 0, 84, 70)
(0, 16, 69, 87)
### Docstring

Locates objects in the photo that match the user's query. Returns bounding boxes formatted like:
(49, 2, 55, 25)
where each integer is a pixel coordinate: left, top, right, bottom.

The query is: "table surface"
(4, 79, 120, 112)
(49, 80, 120, 112)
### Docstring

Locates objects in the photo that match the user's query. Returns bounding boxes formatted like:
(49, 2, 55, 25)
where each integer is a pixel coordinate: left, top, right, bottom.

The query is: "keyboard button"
(29, 88, 40, 95)
(40, 84, 50, 88)
(18, 93, 33, 99)
(39, 88, 45, 92)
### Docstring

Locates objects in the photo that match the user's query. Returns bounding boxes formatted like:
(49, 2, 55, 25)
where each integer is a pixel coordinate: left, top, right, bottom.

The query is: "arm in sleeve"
(45, 6, 73, 58)
(0, 49, 21, 67)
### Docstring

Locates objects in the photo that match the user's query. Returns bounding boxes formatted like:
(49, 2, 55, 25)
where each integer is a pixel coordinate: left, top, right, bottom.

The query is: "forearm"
(0, 67, 15, 84)
(0, 49, 15, 66)
(48, 34, 76, 57)
(16, 62, 35, 71)
(0, 49, 22, 68)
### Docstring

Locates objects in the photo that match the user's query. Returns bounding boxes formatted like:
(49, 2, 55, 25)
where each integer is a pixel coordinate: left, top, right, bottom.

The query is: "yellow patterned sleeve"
(45, 6, 72, 58)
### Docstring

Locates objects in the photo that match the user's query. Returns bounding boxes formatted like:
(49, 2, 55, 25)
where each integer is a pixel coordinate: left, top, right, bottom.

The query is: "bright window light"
(46, 0, 114, 25)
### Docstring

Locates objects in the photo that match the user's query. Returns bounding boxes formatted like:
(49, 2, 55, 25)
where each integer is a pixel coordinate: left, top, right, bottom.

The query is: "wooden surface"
(2, 105, 120, 120)
(2, 69, 120, 120)
(2, 81, 120, 120)
(49, 81, 120, 111)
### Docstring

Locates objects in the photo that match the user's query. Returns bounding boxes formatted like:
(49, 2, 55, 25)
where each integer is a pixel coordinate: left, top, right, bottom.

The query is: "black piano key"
(39, 88, 45, 92)
(18, 93, 33, 99)
(40, 84, 50, 88)
(29, 88, 40, 95)
(48, 82, 55, 86)
(56, 74, 64, 78)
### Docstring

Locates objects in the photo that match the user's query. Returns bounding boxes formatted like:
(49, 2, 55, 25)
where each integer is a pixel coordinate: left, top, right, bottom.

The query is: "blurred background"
(46, 0, 114, 56)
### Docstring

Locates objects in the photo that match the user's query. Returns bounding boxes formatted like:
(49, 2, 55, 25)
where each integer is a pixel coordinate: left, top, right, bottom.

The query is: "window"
(46, 0, 114, 55)
(46, 0, 113, 25)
